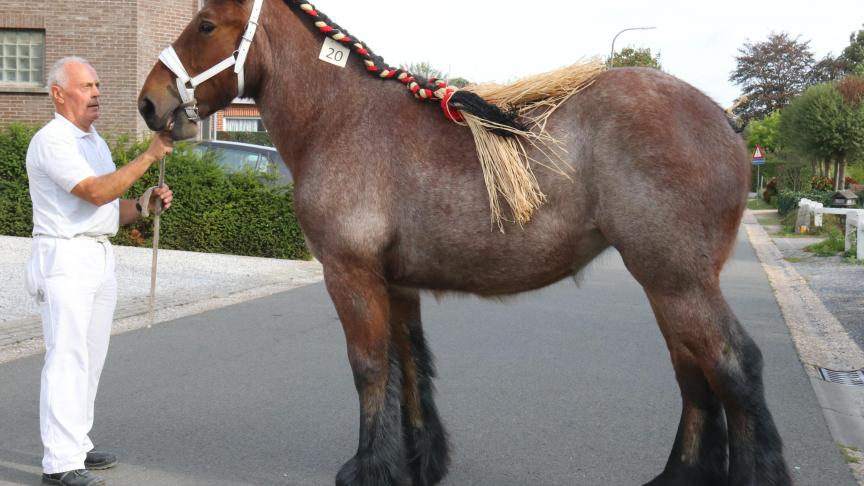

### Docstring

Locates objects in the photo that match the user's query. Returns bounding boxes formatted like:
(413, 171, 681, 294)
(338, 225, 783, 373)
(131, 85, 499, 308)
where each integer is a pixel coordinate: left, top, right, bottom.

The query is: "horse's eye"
(199, 21, 216, 34)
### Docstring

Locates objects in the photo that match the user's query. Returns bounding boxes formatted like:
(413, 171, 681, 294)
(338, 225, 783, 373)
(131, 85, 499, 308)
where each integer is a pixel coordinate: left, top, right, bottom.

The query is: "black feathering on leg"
(336, 351, 408, 486)
(721, 336, 791, 486)
(404, 330, 450, 486)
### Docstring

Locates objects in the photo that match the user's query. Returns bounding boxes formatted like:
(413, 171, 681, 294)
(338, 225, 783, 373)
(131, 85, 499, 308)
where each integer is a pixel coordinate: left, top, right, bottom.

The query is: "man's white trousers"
(27, 236, 116, 474)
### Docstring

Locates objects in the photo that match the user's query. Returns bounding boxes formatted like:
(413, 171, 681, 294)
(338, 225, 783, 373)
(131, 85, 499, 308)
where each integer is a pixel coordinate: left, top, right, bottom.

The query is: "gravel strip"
(0, 235, 323, 364)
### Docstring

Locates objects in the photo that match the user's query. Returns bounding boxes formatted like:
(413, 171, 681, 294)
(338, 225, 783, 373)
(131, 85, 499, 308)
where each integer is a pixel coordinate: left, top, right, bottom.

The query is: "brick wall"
(0, 7, 53, 128)
(0, 0, 198, 138)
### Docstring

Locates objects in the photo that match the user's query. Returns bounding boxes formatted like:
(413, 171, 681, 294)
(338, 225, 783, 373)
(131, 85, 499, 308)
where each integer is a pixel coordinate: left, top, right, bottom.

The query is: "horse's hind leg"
(643, 283, 791, 486)
(389, 287, 450, 486)
(643, 298, 728, 486)
(324, 262, 407, 486)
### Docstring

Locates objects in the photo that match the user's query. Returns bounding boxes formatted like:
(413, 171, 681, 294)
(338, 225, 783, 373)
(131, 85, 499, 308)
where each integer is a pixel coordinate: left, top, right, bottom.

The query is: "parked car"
(190, 140, 292, 185)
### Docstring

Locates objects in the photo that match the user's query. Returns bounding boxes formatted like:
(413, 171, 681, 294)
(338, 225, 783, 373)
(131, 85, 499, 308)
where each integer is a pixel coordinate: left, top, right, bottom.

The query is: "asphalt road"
(0, 229, 856, 486)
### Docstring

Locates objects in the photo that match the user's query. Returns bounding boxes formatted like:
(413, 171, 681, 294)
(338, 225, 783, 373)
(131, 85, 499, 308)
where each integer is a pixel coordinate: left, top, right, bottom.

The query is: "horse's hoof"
(407, 424, 450, 486)
(335, 455, 406, 486)
(335, 456, 360, 486)
(642, 468, 727, 486)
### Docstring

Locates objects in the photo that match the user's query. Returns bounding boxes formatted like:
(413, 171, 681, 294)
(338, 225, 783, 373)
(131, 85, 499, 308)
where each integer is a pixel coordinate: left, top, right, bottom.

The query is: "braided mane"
(284, 0, 524, 135)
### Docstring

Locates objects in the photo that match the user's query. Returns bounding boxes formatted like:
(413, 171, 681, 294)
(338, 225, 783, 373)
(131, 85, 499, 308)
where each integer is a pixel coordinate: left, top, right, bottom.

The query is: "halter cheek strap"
(157, 0, 264, 122)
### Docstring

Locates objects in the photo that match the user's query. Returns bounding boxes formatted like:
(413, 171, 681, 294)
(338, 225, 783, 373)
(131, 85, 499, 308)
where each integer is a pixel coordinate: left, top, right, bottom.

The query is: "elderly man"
(25, 56, 174, 486)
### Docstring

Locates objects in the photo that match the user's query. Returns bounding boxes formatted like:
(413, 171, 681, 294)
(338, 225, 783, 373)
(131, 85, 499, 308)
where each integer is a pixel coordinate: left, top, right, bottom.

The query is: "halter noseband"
(158, 0, 264, 122)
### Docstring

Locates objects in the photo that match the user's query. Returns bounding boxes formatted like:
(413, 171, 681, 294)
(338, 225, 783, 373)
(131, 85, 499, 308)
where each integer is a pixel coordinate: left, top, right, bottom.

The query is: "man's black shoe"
(84, 451, 117, 470)
(41, 469, 105, 486)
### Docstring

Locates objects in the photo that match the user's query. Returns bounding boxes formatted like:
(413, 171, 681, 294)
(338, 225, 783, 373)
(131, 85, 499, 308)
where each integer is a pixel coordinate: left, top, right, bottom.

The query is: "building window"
(224, 117, 265, 132)
(1, 30, 44, 85)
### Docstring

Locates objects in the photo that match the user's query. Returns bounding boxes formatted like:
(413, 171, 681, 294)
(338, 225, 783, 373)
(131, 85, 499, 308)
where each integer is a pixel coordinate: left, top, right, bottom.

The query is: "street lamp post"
(609, 26, 657, 67)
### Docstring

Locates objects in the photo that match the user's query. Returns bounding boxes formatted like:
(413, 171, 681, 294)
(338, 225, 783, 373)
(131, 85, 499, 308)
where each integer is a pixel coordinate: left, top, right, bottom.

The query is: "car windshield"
(192, 143, 290, 184)
(208, 147, 261, 172)
(256, 152, 282, 174)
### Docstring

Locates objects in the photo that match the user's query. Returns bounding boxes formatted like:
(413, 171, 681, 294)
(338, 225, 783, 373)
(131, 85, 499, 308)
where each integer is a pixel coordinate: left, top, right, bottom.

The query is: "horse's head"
(138, 0, 266, 140)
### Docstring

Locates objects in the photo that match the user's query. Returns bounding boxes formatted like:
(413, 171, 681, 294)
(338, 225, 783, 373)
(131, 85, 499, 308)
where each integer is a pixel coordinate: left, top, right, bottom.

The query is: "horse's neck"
(254, 8, 400, 174)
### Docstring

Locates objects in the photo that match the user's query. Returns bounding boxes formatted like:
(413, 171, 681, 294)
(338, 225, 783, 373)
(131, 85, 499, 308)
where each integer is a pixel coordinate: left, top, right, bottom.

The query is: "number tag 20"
(318, 37, 350, 68)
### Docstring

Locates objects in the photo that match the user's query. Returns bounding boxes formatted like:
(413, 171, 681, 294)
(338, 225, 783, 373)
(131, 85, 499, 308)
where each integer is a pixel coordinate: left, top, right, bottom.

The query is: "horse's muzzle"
(138, 94, 197, 141)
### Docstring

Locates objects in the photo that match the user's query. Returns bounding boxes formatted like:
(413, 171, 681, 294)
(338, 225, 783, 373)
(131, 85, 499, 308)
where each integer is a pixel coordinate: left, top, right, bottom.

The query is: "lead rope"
(146, 157, 167, 328)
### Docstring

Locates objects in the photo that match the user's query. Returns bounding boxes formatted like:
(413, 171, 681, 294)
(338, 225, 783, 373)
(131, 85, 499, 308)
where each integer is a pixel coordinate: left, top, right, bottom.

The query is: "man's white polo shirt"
(26, 113, 119, 239)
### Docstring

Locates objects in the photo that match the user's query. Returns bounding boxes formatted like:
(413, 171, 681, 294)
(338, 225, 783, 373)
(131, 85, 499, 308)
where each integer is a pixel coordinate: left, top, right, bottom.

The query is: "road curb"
(742, 210, 864, 480)
(0, 281, 325, 365)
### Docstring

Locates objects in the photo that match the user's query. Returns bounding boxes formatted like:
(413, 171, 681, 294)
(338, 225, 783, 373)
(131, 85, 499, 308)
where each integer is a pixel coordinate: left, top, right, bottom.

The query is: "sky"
(309, 0, 864, 108)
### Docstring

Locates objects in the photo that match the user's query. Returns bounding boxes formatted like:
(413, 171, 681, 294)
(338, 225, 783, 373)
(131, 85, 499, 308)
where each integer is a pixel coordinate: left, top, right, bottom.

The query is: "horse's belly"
(387, 226, 609, 295)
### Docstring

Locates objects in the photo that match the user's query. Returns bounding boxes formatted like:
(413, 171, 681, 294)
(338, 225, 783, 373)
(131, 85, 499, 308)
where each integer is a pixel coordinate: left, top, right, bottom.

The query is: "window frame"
(223, 116, 265, 132)
(0, 29, 46, 88)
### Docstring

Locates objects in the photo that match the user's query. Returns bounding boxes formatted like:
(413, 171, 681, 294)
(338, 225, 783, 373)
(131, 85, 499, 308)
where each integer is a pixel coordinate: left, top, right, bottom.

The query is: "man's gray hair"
(47, 56, 93, 89)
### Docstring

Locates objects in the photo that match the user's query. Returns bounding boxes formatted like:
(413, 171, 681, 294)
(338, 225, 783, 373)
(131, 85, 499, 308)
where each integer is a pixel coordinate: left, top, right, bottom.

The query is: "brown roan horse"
(138, 1, 792, 485)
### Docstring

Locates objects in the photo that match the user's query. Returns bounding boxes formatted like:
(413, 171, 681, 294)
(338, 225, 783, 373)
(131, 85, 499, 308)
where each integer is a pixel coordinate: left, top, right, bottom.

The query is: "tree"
(608, 46, 661, 69)
(401, 62, 470, 87)
(810, 26, 864, 83)
(447, 77, 471, 88)
(744, 111, 782, 154)
(779, 78, 864, 190)
(401, 62, 443, 81)
(744, 111, 809, 191)
(730, 33, 815, 125)
(809, 54, 847, 84)
(841, 25, 864, 75)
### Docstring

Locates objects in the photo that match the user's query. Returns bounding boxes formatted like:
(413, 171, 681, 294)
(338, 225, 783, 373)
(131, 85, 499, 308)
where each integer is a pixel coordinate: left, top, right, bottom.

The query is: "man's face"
(52, 62, 101, 131)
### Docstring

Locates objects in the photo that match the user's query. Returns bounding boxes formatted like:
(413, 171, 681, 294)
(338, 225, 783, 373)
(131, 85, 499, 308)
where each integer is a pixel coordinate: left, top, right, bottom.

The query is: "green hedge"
(216, 131, 273, 147)
(0, 124, 308, 260)
(776, 190, 834, 216)
(0, 124, 39, 237)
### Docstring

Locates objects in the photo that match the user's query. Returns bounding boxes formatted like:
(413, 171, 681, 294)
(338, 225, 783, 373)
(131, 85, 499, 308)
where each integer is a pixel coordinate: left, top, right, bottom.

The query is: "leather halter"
(158, 0, 264, 122)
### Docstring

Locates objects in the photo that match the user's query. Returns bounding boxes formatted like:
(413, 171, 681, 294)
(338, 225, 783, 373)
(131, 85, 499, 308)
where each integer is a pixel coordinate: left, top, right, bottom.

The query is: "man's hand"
(149, 185, 173, 212)
(145, 130, 174, 161)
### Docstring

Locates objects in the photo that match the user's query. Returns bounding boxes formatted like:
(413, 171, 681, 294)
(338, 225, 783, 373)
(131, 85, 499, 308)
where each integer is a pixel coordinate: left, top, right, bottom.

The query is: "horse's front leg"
(389, 287, 450, 486)
(325, 262, 407, 486)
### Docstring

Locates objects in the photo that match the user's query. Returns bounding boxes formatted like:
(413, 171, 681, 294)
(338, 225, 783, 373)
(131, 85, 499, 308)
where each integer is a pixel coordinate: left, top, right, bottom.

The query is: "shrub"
(0, 123, 39, 237)
(112, 141, 309, 259)
(845, 175, 859, 189)
(805, 222, 846, 256)
(763, 177, 779, 203)
(810, 175, 834, 191)
(776, 190, 834, 216)
(0, 125, 308, 260)
(216, 131, 273, 147)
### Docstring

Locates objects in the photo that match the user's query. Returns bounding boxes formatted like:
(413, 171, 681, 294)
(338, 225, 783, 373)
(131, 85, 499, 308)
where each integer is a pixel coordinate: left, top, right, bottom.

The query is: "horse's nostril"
(138, 96, 156, 120)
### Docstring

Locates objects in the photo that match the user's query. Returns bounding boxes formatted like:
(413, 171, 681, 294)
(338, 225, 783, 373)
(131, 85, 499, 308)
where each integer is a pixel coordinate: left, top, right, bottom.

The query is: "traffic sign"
(752, 144, 765, 165)
(752, 145, 764, 159)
